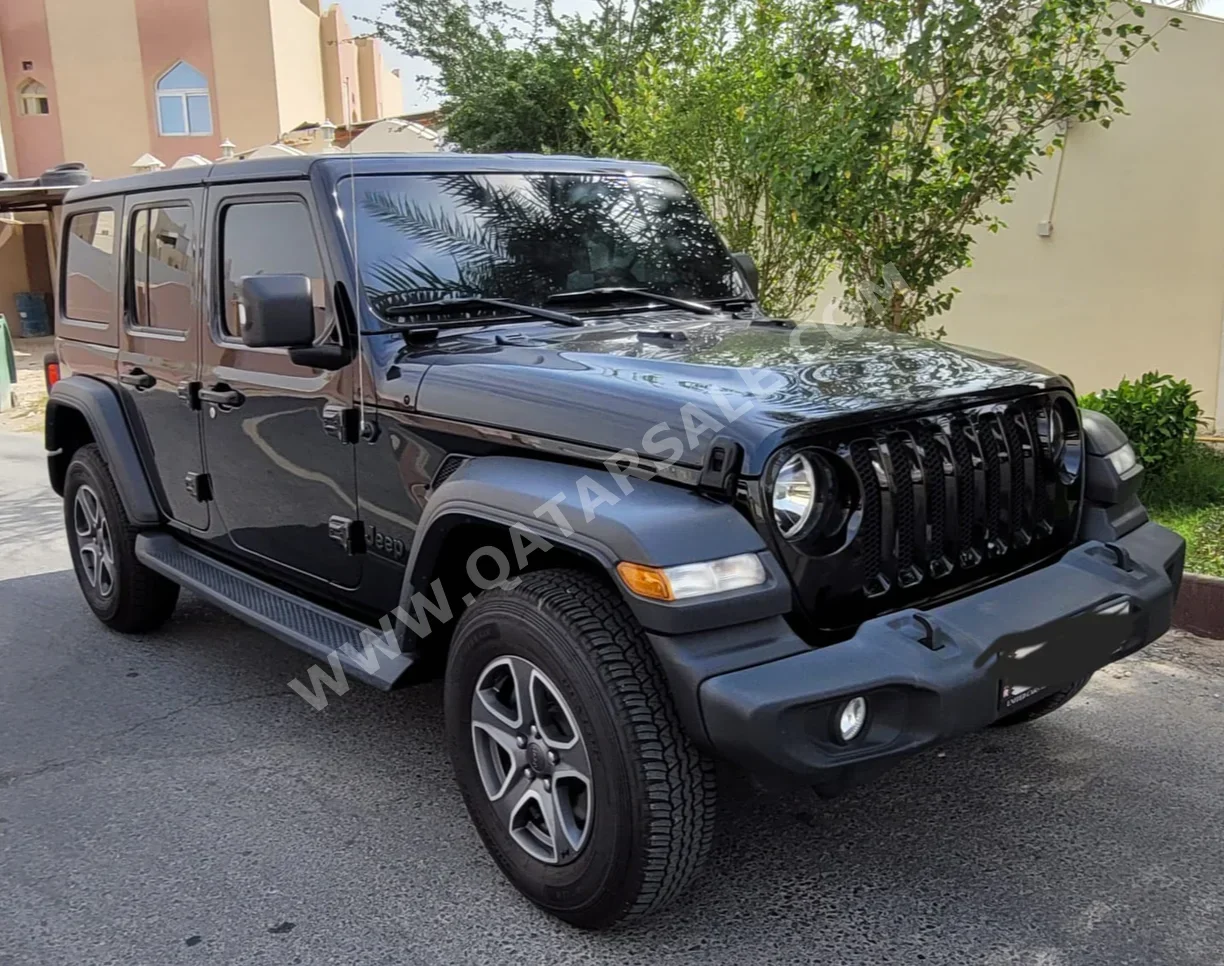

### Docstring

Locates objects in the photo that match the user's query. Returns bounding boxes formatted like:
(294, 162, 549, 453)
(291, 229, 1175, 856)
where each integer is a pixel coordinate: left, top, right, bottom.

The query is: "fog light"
(835, 696, 868, 742)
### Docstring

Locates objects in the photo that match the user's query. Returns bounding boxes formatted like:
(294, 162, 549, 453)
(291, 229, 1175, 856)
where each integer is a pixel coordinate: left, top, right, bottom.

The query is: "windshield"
(342, 173, 747, 317)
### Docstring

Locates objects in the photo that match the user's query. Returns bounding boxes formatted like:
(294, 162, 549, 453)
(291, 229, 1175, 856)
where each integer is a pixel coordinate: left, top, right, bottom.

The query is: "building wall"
(934, 5, 1224, 429)
(207, 0, 280, 162)
(0, 0, 65, 178)
(269, 0, 327, 133)
(132, 0, 222, 165)
(0, 33, 18, 175)
(355, 36, 383, 123)
(381, 68, 405, 118)
(1, 0, 402, 179)
(320, 3, 361, 126)
(45, 0, 149, 180)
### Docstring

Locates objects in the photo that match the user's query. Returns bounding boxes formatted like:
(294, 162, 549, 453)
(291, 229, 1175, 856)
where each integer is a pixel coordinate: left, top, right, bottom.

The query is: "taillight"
(44, 353, 60, 392)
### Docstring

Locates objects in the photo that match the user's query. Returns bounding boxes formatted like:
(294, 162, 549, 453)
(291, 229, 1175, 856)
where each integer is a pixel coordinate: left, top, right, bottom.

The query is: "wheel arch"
(395, 455, 791, 650)
(45, 376, 162, 526)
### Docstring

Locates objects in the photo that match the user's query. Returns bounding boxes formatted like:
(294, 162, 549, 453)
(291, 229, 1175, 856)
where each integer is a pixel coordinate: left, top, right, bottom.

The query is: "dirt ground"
(1, 336, 53, 433)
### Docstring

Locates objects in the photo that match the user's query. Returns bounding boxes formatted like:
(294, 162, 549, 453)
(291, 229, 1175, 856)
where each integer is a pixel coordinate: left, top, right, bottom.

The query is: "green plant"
(370, 0, 685, 155)
(582, 0, 839, 316)
(781, 0, 1176, 334)
(1080, 372, 1203, 475)
(1140, 443, 1224, 513)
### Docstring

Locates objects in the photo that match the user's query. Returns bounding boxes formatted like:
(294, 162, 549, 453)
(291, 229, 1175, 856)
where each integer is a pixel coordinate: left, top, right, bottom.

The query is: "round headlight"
(1046, 400, 1083, 484)
(772, 453, 817, 537)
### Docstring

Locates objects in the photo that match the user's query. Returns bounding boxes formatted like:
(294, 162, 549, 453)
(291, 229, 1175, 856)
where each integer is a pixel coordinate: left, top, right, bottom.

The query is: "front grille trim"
(774, 391, 1083, 633)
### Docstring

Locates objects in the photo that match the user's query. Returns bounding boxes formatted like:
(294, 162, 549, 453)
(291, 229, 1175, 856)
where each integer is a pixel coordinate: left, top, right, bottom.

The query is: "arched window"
(156, 61, 212, 136)
(18, 79, 50, 116)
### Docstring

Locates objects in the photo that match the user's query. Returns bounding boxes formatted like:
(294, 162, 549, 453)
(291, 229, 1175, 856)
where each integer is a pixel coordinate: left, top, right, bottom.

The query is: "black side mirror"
(240, 275, 316, 349)
(731, 252, 759, 298)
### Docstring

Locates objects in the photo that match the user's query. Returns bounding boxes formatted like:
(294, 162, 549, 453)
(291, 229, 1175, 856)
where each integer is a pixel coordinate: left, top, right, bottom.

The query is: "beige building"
(0, 0, 406, 181)
(813, 4, 1224, 432)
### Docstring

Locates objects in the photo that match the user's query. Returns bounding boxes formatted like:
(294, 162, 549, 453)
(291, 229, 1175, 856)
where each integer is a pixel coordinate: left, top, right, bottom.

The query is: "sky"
(338, 0, 1224, 113)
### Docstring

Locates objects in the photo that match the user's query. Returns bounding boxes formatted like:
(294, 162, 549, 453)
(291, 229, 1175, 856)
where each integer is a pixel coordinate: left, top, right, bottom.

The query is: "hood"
(382, 313, 1065, 475)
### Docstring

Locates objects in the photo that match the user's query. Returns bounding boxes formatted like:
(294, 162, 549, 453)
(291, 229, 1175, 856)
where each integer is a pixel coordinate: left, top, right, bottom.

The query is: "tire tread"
(455, 567, 717, 925)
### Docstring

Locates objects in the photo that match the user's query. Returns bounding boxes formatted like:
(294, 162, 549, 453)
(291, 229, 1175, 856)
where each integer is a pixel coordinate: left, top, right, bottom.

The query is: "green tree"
(371, 0, 683, 154)
(781, 0, 1176, 334)
(582, 0, 841, 316)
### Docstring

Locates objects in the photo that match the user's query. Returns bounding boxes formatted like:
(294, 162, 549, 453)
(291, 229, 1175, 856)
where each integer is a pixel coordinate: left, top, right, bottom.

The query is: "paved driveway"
(2, 429, 1223, 965)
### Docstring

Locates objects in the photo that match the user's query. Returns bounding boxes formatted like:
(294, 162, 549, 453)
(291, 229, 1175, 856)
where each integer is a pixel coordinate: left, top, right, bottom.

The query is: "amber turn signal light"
(616, 561, 674, 601)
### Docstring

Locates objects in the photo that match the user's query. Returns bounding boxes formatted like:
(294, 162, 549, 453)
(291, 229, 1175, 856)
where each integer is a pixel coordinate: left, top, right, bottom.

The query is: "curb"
(1173, 572, 1224, 640)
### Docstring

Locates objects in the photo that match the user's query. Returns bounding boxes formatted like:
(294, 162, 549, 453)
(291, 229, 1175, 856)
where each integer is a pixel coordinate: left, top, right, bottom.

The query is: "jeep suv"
(45, 155, 1184, 928)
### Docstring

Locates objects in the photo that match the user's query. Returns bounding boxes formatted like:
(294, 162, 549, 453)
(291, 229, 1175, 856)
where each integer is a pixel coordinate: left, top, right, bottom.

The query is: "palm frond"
(361, 191, 504, 262)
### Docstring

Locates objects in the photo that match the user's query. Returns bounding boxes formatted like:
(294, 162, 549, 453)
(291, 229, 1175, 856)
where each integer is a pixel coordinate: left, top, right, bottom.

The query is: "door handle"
(199, 385, 245, 410)
(119, 369, 156, 391)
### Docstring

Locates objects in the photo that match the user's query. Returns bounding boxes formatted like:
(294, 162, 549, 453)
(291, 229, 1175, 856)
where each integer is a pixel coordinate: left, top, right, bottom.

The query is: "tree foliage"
(582, 0, 841, 316)
(371, 0, 681, 154)
(375, 0, 1175, 333)
(778, 0, 1176, 334)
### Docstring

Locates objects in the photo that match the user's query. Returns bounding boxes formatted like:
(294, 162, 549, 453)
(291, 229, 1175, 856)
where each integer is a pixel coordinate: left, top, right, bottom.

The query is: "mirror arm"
(288, 344, 352, 371)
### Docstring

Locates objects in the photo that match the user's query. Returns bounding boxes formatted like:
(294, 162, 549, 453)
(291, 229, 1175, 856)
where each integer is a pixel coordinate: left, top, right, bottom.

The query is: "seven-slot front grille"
(783, 392, 1083, 629)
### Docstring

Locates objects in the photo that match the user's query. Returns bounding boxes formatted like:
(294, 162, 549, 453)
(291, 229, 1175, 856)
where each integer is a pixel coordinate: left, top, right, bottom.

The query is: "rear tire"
(993, 677, 1091, 726)
(64, 444, 179, 633)
(444, 568, 717, 929)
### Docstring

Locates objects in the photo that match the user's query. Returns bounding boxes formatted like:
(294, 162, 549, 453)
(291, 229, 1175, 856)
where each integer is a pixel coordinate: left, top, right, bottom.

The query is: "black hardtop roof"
(64, 153, 679, 204)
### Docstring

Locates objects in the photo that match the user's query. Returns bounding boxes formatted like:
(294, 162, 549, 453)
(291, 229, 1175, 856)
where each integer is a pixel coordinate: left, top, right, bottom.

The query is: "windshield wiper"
(547, 287, 716, 316)
(374, 297, 584, 329)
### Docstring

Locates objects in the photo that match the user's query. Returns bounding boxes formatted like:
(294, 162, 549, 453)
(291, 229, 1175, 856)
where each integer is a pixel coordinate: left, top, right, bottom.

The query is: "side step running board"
(135, 533, 412, 690)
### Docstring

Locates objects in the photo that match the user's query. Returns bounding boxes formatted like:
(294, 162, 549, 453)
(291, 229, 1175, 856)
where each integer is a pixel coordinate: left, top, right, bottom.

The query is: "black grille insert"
(775, 392, 1083, 632)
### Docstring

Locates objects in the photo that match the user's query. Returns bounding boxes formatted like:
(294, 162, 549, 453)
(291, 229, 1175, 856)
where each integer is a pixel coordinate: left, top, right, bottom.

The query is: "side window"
(128, 205, 195, 331)
(220, 201, 326, 340)
(63, 209, 118, 324)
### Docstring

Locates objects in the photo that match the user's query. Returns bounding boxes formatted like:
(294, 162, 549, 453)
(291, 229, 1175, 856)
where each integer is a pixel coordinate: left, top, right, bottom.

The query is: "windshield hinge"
(322, 404, 359, 444)
(698, 437, 743, 498)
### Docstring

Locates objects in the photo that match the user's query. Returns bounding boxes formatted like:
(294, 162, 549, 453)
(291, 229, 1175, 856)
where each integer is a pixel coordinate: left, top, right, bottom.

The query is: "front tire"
(64, 444, 179, 633)
(444, 569, 717, 929)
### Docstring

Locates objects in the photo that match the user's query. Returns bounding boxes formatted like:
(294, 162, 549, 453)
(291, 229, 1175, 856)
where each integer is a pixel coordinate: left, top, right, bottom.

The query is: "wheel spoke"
(507, 784, 559, 864)
(471, 721, 525, 801)
(98, 521, 115, 594)
(529, 669, 580, 751)
(473, 656, 525, 729)
(546, 774, 590, 858)
(78, 539, 98, 587)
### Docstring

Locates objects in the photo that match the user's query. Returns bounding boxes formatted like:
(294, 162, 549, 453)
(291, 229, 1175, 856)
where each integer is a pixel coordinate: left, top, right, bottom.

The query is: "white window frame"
(18, 79, 50, 117)
(155, 63, 212, 137)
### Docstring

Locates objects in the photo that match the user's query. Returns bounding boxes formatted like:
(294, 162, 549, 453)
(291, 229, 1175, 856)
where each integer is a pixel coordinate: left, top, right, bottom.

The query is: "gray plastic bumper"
(653, 522, 1185, 786)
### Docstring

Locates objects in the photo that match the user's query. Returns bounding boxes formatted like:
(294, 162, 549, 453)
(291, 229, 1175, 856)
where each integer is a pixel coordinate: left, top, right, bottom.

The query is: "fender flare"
(45, 376, 162, 526)
(398, 456, 792, 638)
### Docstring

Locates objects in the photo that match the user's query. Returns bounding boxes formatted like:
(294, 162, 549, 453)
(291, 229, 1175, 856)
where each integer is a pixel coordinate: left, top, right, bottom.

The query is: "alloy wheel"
(73, 484, 116, 599)
(470, 655, 594, 865)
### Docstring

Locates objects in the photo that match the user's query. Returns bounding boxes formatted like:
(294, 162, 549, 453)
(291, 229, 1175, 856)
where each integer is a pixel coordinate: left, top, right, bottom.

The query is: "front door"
(117, 190, 208, 530)
(199, 183, 361, 588)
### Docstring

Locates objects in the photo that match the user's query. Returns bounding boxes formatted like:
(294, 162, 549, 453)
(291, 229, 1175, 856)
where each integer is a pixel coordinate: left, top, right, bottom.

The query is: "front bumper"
(648, 522, 1185, 788)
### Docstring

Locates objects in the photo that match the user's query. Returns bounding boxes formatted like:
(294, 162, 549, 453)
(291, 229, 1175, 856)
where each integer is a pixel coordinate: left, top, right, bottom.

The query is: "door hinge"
(185, 472, 212, 502)
(328, 516, 366, 555)
(177, 380, 201, 410)
(322, 404, 359, 444)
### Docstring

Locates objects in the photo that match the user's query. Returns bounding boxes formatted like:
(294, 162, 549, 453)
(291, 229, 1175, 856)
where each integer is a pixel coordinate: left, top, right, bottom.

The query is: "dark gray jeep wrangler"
(45, 154, 1184, 928)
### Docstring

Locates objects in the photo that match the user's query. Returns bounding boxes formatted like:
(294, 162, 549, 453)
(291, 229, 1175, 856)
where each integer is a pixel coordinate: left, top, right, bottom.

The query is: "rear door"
(116, 190, 208, 530)
(199, 182, 361, 589)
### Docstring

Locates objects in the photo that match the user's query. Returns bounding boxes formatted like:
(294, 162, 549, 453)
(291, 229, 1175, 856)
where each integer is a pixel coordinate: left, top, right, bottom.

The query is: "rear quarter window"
(63, 208, 118, 324)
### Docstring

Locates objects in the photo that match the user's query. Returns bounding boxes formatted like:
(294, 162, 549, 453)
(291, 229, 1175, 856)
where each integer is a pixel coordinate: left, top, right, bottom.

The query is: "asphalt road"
(2, 428, 1223, 966)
